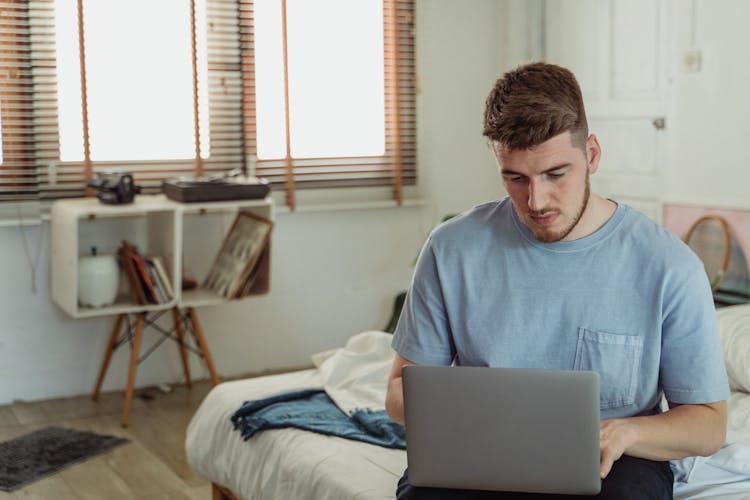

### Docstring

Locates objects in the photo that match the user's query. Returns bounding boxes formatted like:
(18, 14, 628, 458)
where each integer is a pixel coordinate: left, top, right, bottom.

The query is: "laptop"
(402, 365, 601, 495)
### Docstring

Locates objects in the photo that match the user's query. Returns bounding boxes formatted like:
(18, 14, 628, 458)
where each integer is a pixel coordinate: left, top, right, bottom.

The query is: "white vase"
(78, 254, 120, 307)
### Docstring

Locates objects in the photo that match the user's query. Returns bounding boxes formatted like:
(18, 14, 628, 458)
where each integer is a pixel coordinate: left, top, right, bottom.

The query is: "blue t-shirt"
(392, 198, 730, 419)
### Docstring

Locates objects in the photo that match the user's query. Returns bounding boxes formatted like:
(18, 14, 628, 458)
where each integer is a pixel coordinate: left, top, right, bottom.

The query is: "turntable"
(162, 170, 270, 203)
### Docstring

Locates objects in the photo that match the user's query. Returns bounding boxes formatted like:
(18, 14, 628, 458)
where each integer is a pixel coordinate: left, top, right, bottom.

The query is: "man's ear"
(586, 134, 602, 174)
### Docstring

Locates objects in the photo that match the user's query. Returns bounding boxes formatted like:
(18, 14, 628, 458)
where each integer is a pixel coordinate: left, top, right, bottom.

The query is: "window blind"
(240, 0, 416, 210)
(0, 0, 415, 208)
(0, 0, 56, 201)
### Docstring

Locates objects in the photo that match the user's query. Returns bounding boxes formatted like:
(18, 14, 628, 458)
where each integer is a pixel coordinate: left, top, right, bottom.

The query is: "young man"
(386, 62, 729, 499)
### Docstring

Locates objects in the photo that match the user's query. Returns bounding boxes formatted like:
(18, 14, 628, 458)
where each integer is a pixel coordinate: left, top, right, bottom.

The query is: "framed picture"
(203, 211, 273, 299)
(663, 204, 750, 307)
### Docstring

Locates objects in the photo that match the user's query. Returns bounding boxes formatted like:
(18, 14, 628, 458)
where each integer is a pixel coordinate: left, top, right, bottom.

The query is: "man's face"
(493, 132, 599, 243)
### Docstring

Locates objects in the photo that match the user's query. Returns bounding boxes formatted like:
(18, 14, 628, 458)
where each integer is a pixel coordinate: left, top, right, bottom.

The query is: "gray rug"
(0, 426, 129, 492)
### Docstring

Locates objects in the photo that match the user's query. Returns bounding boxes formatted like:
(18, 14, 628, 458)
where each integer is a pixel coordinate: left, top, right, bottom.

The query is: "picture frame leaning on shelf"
(203, 211, 274, 299)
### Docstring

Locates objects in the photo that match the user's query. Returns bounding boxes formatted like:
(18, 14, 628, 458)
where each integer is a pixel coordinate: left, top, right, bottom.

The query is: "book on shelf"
(117, 241, 146, 305)
(133, 252, 158, 304)
(146, 255, 174, 301)
(117, 241, 171, 305)
(145, 258, 166, 304)
(203, 211, 273, 299)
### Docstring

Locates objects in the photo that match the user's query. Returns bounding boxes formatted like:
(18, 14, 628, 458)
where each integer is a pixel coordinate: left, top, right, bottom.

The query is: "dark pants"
(396, 455, 674, 500)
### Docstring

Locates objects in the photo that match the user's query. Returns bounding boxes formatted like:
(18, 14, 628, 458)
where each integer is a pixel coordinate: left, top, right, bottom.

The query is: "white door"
(543, 0, 669, 222)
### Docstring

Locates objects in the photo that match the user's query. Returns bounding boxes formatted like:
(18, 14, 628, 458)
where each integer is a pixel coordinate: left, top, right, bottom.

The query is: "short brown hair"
(483, 62, 588, 151)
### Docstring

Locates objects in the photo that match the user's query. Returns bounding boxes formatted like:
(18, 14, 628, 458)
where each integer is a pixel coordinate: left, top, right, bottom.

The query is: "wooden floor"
(0, 380, 216, 499)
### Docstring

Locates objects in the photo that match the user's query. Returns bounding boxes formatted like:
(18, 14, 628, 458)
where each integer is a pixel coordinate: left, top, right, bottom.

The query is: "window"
(0, 0, 415, 209)
(243, 0, 416, 209)
(255, 0, 386, 160)
(54, 0, 210, 163)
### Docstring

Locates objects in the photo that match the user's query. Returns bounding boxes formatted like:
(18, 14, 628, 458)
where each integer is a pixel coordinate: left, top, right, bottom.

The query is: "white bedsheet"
(674, 391, 750, 499)
(186, 331, 750, 499)
(186, 369, 406, 500)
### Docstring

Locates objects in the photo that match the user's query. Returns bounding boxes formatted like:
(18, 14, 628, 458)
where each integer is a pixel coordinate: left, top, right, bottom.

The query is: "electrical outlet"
(683, 49, 702, 73)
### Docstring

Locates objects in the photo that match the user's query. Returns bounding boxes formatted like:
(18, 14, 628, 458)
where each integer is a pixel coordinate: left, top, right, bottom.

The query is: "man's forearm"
(385, 376, 405, 425)
(605, 401, 726, 461)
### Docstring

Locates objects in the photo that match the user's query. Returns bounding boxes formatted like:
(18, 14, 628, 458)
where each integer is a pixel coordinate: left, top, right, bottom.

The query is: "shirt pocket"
(573, 328, 644, 409)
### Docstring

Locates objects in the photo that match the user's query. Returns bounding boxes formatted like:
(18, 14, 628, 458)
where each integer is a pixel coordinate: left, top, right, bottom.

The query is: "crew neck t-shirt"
(392, 198, 729, 419)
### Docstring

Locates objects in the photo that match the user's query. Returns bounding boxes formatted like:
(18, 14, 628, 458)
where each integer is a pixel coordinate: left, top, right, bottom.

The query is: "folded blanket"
(231, 389, 406, 450)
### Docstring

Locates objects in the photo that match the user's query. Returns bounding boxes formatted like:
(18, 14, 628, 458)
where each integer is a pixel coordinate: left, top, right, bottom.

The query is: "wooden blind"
(239, 0, 416, 210)
(0, 0, 415, 206)
(0, 0, 56, 201)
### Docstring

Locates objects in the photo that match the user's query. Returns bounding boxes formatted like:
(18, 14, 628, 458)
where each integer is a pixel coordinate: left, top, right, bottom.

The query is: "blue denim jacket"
(231, 389, 406, 449)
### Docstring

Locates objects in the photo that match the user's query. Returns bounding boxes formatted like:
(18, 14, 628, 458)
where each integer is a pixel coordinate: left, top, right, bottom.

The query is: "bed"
(186, 306, 750, 500)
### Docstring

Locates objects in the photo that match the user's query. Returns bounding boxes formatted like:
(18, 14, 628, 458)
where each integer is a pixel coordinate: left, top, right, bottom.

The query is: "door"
(543, 0, 669, 222)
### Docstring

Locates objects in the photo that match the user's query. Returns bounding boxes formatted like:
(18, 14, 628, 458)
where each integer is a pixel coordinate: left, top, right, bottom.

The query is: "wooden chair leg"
(92, 313, 124, 401)
(172, 307, 192, 388)
(186, 307, 221, 386)
(121, 313, 145, 428)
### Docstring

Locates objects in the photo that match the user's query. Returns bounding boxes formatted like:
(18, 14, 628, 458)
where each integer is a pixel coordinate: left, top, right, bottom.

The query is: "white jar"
(78, 249, 120, 307)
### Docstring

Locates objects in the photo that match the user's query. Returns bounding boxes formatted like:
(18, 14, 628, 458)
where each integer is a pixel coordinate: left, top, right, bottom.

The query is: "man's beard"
(529, 173, 590, 243)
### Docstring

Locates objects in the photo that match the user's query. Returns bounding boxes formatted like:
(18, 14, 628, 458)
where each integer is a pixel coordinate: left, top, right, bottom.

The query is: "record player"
(162, 169, 270, 203)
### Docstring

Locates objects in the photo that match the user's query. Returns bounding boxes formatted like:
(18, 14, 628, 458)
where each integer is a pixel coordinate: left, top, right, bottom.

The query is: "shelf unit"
(51, 194, 274, 316)
(50, 194, 274, 427)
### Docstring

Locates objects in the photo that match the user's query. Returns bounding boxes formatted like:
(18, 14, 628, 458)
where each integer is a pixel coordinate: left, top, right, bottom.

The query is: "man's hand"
(598, 402, 726, 479)
(599, 418, 633, 478)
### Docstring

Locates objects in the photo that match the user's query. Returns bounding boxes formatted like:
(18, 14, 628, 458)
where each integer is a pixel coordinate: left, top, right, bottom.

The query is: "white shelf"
(75, 300, 173, 319)
(180, 287, 230, 308)
(175, 195, 275, 215)
(51, 194, 274, 318)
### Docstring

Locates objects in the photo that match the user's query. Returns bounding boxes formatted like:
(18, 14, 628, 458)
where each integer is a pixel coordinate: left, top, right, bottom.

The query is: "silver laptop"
(402, 365, 601, 495)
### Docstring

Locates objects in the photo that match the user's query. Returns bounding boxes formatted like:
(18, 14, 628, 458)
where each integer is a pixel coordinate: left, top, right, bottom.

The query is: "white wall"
(0, 0, 506, 404)
(415, 0, 505, 220)
(666, 0, 750, 209)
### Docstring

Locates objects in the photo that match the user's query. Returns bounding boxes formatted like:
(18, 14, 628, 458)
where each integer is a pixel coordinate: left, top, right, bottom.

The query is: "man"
(385, 62, 729, 499)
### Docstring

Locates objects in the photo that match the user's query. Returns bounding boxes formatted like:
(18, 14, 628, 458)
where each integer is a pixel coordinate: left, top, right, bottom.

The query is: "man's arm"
(599, 400, 727, 478)
(385, 353, 416, 425)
